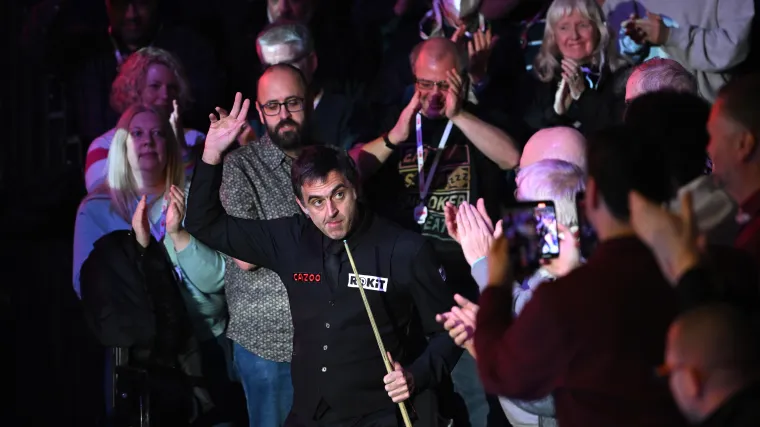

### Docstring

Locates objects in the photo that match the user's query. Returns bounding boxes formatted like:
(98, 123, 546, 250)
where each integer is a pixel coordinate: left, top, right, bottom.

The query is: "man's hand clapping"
(202, 92, 250, 165)
(387, 91, 422, 146)
(444, 198, 503, 266)
(436, 294, 479, 358)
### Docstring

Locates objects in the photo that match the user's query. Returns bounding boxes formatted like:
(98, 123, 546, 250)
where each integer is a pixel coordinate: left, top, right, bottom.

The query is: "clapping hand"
(451, 26, 499, 86)
(132, 195, 151, 248)
(560, 58, 586, 100)
(165, 185, 186, 237)
(444, 69, 465, 119)
(387, 91, 422, 145)
(444, 198, 503, 265)
(435, 294, 479, 358)
(631, 11, 670, 46)
(170, 99, 187, 149)
(202, 92, 251, 164)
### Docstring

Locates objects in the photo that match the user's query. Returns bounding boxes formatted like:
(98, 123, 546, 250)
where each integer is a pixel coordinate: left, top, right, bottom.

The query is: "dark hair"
(717, 73, 760, 143)
(291, 145, 360, 200)
(586, 124, 671, 221)
(624, 91, 711, 191)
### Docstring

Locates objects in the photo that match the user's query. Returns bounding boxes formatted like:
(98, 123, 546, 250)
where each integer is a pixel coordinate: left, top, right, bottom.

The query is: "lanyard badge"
(414, 113, 453, 225)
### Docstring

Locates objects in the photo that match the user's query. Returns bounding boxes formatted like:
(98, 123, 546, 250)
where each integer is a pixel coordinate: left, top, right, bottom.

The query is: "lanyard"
(415, 113, 453, 202)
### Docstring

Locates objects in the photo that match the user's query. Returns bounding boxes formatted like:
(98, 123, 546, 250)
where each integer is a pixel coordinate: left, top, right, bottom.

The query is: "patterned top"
(220, 134, 300, 362)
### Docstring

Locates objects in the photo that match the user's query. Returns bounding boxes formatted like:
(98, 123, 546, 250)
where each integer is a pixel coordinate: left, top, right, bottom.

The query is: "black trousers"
(284, 407, 401, 427)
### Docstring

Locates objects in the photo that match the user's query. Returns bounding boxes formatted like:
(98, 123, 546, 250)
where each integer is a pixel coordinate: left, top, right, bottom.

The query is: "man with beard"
(219, 63, 312, 427)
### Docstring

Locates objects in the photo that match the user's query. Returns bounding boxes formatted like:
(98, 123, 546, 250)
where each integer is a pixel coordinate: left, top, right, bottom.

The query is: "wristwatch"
(383, 133, 396, 151)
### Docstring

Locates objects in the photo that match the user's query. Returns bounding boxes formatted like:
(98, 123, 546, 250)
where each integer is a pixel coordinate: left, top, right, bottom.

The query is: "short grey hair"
(631, 58, 697, 96)
(256, 23, 314, 63)
(409, 37, 468, 74)
(516, 159, 586, 226)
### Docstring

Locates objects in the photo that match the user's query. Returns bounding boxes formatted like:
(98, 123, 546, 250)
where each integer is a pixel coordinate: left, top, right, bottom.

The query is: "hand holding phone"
(502, 201, 560, 276)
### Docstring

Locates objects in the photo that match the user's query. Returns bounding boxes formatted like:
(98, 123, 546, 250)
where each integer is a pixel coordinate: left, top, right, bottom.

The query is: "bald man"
(519, 127, 587, 171)
(624, 58, 698, 103)
(664, 304, 760, 425)
(220, 63, 312, 427)
(352, 36, 523, 427)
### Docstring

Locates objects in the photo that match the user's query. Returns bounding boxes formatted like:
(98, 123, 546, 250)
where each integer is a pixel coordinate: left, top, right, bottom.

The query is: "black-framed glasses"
(259, 97, 305, 116)
(415, 78, 450, 91)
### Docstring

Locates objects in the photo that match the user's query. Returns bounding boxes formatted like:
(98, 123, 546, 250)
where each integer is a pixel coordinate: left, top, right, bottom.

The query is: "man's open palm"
(204, 92, 250, 163)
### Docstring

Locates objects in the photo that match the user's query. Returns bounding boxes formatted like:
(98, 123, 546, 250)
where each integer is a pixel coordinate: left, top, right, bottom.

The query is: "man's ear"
(256, 101, 265, 125)
(683, 367, 706, 399)
(295, 197, 309, 216)
(587, 178, 600, 211)
(737, 131, 758, 163)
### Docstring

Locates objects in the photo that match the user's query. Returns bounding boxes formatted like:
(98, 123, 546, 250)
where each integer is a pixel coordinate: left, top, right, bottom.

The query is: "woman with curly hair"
(84, 47, 205, 193)
(523, 0, 632, 136)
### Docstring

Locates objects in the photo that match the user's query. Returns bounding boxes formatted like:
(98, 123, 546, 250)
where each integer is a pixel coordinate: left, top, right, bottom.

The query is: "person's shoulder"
(88, 128, 118, 152)
(372, 214, 429, 251)
(223, 143, 256, 165)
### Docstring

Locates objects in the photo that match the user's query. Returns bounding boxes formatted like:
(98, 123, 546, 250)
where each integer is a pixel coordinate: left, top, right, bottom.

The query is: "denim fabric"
(234, 342, 294, 427)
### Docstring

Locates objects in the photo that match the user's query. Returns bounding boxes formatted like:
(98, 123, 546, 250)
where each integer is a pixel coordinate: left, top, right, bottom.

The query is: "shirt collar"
(254, 133, 292, 171)
(738, 189, 760, 225)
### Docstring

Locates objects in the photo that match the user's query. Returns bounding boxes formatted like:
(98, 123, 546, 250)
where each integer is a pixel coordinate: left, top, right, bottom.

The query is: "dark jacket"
(79, 229, 192, 365)
(185, 159, 462, 423)
(523, 64, 631, 136)
(700, 383, 760, 427)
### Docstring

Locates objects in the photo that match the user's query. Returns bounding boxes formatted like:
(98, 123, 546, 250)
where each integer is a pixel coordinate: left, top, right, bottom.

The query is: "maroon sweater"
(475, 237, 688, 427)
(736, 189, 760, 261)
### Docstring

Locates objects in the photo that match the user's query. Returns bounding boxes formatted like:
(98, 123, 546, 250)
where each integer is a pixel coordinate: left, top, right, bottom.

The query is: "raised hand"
(202, 92, 251, 164)
(383, 352, 414, 403)
(457, 202, 495, 266)
(445, 69, 464, 119)
(435, 293, 479, 358)
(468, 28, 498, 85)
(629, 191, 702, 284)
(387, 91, 422, 145)
(633, 11, 670, 46)
(170, 99, 186, 149)
(166, 185, 186, 237)
(561, 58, 586, 100)
(132, 195, 151, 248)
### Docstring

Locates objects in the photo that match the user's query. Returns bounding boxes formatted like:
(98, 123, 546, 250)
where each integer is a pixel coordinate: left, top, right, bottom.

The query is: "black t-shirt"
(364, 104, 510, 298)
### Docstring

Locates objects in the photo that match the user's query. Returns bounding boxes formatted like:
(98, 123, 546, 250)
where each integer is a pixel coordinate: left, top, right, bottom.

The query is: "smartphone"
(575, 191, 598, 259)
(502, 201, 560, 273)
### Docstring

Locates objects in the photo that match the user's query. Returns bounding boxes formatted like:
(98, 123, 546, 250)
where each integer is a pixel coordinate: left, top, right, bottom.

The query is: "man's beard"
(266, 118, 307, 151)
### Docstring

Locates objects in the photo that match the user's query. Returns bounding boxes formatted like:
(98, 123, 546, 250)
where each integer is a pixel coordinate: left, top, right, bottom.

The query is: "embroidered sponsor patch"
(439, 266, 447, 281)
(293, 273, 322, 283)
(348, 273, 389, 292)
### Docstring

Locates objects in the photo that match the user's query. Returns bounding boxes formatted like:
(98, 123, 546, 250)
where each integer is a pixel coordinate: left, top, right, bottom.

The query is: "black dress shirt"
(185, 159, 462, 421)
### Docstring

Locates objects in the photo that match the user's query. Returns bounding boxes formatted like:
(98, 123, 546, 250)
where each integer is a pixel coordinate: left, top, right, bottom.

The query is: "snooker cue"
(343, 241, 414, 427)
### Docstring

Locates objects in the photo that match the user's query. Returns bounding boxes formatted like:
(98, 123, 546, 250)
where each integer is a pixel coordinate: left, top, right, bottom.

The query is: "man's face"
(664, 325, 703, 424)
(107, 0, 158, 45)
(414, 52, 457, 119)
(707, 101, 743, 190)
(259, 43, 316, 83)
(267, 0, 314, 23)
(256, 69, 309, 151)
(297, 170, 359, 240)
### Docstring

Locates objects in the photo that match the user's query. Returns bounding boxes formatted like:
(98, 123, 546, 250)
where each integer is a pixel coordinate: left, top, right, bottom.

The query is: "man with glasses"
(219, 63, 312, 427)
(243, 22, 373, 150)
(351, 36, 523, 427)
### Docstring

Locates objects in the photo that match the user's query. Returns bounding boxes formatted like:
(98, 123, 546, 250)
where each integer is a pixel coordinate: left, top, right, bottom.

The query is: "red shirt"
(736, 189, 760, 260)
(475, 237, 687, 427)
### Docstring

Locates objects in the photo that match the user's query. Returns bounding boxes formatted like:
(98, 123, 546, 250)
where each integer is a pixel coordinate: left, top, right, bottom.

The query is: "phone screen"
(502, 201, 560, 273)
(575, 191, 598, 259)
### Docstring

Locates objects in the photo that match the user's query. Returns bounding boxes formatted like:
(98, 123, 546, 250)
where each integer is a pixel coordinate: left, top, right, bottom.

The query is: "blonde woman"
(84, 47, 205, 193)
(524, 0, 631, 135)
(73, 105, 231, 423)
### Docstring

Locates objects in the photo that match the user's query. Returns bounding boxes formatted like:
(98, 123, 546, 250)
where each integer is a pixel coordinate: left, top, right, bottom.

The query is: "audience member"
(524, 0, 631, 136)
(518, 126, 587, 171)
(663, 304, 760, 426)
(84, 47, 204, 193)
(219, 64, 312, 427)
(474, 125, 687, 427)
(353, 35, 521, 427)
(624, 91, 739, 245)
(625, 58, 698, 103)
(605, 0, 755, 101)
(707, 73, 760, 258)
(69, 0, 221, 144)
(440, 158, 586, 427)
(251, 22, 373, 150)
(74, 104, 231, 424)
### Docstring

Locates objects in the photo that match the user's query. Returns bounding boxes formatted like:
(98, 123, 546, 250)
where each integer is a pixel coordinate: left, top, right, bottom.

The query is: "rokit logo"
(347, 273, 389, 292)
